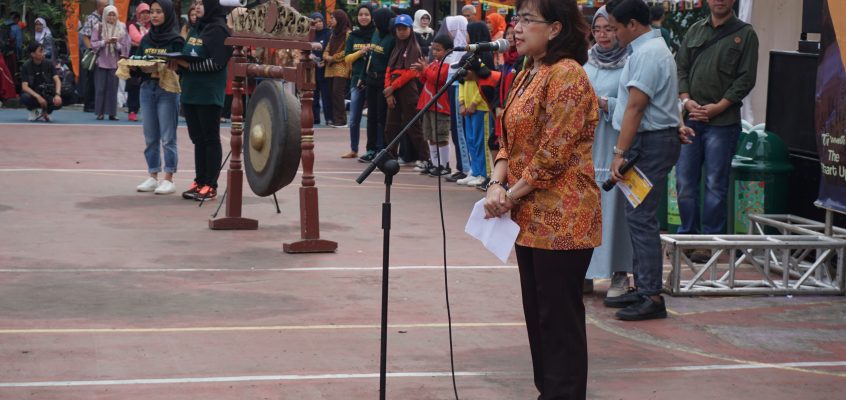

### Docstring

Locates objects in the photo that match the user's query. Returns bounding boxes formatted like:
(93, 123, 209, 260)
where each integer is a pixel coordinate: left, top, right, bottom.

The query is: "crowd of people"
(4, 1, 758, 398)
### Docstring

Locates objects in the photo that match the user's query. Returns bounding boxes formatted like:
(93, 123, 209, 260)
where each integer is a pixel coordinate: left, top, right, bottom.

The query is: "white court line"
(0, 322, 525, 335)
(0, 372, 504, 388)
(616, 361, 846, 373)
(3, 361, 846, 388)
(0, 123, 148, 128)
(0, 265, 517, 273)
(0, 168, 415, 175)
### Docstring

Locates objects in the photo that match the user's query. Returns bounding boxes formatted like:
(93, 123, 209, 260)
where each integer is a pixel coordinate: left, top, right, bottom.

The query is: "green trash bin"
(728, 130, 794, 234)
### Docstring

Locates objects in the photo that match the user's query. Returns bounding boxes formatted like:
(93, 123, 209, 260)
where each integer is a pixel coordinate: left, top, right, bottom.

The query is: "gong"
(243, 80, 302, 197)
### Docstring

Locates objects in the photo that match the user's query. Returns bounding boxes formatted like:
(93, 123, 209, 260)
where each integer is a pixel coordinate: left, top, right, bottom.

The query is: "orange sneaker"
(195, 185, 217, 201)
(182, 182, 199, 200)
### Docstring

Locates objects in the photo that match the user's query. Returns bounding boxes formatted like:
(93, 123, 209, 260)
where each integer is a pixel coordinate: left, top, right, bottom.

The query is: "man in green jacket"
(676, 0, 758, 262)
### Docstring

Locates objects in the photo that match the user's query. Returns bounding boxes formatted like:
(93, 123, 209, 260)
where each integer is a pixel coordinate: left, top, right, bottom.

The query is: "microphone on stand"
(454, 38, 510, 53)
(602, 153, 641, 192)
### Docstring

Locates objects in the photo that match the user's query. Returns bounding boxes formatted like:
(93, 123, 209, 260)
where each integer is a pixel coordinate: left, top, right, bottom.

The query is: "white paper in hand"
(464, 199, 520, 263)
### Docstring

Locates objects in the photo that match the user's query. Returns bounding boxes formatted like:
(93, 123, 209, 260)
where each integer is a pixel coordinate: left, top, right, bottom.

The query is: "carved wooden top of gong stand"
(210, 0, 337, 254)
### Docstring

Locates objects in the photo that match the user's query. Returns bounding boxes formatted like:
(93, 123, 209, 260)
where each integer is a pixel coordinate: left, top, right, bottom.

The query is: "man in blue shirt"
(605, 0, 682, 321)
(4, 11, 23, 59)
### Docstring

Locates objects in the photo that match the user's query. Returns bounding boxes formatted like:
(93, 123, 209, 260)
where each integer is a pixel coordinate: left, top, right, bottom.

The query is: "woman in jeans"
(343, 4, 375, 159)
(91, 5, 130, 121)
(134, 0, 184, 194)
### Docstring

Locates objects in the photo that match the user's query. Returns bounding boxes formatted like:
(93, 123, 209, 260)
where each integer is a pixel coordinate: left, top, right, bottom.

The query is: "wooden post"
(283, 48, 338, 253)
(209, 45, 259, 230)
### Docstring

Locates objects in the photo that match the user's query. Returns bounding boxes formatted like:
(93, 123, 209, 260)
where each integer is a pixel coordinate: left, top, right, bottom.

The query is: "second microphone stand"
(356, 51, 473, 400)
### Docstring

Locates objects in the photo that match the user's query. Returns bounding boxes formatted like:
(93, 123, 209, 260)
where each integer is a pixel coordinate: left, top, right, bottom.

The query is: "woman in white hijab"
(413, 9, 434, 58)
(436, 15, 471, 182)
(91, 4, 130, 120)
(34, 17, 54, 60)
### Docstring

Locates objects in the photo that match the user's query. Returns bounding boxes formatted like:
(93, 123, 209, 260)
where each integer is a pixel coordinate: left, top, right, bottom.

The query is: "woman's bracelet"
(505, 188, 521, 204)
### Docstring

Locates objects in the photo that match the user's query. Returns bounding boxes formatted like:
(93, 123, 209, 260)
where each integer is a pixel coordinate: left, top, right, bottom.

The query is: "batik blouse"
(497, 58, 602, 250)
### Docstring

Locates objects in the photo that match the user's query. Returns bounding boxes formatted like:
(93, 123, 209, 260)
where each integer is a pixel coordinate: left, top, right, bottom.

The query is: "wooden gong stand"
(209, 31, 337, 254)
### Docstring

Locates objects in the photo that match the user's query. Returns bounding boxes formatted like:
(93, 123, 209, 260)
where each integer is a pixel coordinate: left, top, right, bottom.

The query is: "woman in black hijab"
(358, 7, 395, 163)
(467, 21, 494, 72)
(172, 0, 233, 201)
(133, 0, 185, 195)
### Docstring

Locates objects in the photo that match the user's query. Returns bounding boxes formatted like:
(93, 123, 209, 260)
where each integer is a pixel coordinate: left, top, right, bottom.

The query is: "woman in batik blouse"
(483, 0, 600, 398)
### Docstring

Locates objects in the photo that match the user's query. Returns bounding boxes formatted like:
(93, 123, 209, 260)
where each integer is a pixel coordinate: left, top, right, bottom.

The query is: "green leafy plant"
(664, 4, 710, 49)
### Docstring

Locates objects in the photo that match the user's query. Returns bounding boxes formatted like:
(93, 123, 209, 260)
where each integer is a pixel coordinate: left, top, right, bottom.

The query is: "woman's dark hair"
(515, 0, 589, 65)
(650, 5, 665, 22)
(432, 34, 453, 50)
(606, 0, 651, 26)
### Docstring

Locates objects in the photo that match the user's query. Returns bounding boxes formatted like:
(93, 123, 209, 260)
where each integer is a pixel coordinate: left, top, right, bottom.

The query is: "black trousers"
(20, 92, 62, 114)
(328, 76, 348, 125)
(182, 103, 223, 188)
(126, 77, 141, 113)
(515, 245, 593, 400)
(365, 77, 388, 153)
(83, 68, 95, 110)
(385, 83, 427, 161)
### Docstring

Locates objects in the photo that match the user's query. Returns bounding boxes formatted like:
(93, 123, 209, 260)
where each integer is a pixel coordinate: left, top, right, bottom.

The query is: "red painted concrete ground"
(1, 120, 845, 399)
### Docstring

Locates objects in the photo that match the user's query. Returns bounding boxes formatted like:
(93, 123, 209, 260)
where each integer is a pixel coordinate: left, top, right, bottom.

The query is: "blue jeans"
(140, 81, 179, 174)
(625, 128, 680, 296)
(676, 120, 740, 234)
(348, 85, 365, 153)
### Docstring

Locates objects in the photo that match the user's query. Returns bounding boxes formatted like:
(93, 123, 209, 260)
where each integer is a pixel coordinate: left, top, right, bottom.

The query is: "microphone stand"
(356, 51, 474, 400)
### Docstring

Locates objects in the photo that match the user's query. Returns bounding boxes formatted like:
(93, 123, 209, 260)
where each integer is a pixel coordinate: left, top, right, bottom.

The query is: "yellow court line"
(0, 322, 525, 335)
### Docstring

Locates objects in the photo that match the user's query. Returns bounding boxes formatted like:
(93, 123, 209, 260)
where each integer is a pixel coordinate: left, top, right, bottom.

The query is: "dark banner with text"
(816, 0, 846, 213)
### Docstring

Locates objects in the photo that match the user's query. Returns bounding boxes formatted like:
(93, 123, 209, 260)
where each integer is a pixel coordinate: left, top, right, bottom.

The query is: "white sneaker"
(464, 176, 486, 186)
(607, 272, 630, 298)
(456, 175, 478, 185)
(154, 179, 176, 194)
(136, 177, 159, 192)
(28, 109, 40, 121)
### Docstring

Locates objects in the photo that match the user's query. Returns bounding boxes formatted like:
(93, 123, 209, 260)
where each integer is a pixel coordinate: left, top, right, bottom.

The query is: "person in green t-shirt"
(169, 0, 233, 201)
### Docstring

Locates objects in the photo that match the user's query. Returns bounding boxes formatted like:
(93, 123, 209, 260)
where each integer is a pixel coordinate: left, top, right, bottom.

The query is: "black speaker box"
(765, 50, 818, 156)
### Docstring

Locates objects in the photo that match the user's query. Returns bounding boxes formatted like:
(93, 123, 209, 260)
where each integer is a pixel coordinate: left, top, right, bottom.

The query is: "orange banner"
(114, 0, 131, 23)
(64, 0, 80, 80)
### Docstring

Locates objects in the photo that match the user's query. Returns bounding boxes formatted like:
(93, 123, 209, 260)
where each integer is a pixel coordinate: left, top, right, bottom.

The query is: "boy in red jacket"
(411, 34, 454, 176)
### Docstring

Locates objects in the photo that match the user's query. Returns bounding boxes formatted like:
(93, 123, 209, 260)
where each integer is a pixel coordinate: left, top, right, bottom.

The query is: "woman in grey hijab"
(583, 6, 632, 298)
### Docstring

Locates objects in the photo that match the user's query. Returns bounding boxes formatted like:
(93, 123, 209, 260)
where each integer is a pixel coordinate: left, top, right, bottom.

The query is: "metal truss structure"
(661, 214, 846, 296)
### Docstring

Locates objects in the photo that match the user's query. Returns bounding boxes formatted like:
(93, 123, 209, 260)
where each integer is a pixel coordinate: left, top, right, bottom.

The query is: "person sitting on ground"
(20, 43, 62, 122)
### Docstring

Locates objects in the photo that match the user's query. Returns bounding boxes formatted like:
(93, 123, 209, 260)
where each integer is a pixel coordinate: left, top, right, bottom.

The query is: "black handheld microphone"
(602, 153, 641, 192)
(454, 39, 510, 53)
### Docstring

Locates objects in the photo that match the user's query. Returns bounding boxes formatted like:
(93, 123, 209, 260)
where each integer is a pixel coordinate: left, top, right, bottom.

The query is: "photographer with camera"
(20, 43, 62, 122)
